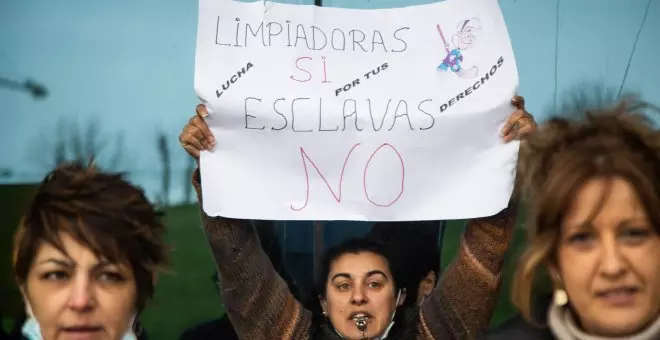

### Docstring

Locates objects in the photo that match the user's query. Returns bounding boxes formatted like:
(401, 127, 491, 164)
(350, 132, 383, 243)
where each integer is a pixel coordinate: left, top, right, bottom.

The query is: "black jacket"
(480, 293, 555, 340)
(179, 317, 239, 340)
(480, 314, 554, 340)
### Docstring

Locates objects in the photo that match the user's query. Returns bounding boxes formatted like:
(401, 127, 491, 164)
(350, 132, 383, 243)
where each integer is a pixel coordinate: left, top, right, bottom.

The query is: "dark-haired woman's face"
(557, 177, 660, 336)
(22, 232, 138, 340)
(320, 251, 404, 340)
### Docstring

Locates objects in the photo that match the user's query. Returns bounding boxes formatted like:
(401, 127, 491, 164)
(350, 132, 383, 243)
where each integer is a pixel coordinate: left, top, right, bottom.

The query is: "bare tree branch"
(28, 116, 128, 172)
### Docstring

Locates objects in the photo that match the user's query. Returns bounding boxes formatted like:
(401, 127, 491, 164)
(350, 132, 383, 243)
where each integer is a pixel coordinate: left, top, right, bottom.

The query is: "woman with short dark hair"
(12, 162, 169, 340)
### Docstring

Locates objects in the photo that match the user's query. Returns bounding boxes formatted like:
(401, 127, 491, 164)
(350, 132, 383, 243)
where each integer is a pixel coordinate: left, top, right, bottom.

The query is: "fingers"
(515, 118, 535, 138)
(189, 115, 215, 149)
(501, 95, 536, 142)
(500, 108, 526, 140)
(501, 111, 536, 143)
(179, 104, 216, 159)
(182, 144, 200, 159)
(511, 95, 525, 110)
(178, 127, 203, 160)
(183, 125, 206, 150)
(196, 104, 208, 118)
(501, 95, 526, 136)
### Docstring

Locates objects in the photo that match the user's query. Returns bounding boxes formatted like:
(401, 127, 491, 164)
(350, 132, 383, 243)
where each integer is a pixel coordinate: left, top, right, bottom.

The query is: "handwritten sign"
(195, 0, 520, 221)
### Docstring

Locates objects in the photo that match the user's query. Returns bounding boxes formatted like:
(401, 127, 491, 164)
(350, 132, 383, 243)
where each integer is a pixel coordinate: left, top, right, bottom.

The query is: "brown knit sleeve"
(418, 202, 518, 339)
(192, 168, 312, 339)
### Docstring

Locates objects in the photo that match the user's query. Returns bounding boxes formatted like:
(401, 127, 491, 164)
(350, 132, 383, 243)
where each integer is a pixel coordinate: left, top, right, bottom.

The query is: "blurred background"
(1, 0, 658, 338)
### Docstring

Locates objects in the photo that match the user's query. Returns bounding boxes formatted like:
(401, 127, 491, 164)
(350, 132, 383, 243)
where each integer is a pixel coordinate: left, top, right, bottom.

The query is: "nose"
(599, 238, 627, 279)
(350, 286, 368, 306)
(67, 276, 95, 312)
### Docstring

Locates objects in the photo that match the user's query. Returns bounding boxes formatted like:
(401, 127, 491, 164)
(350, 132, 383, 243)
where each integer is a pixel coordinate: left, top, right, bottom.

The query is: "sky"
(1, 0, 658, 203)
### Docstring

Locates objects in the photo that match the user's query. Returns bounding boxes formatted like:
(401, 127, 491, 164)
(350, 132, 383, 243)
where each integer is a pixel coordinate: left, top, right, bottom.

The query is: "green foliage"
(0, 184, 38, 321)
(1, 202, 526, 338)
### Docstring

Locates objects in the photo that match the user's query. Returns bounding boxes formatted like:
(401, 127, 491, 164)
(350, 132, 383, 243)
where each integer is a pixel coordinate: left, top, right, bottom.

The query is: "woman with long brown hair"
(484, 95, 660, 339)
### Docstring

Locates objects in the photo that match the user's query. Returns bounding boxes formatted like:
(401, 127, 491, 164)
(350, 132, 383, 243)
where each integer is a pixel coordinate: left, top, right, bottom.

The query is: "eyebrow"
(331, 270, 389, 282)
(36, 258, 112, 269)
(619, 218, 649, 225)
(566, 217, 651, 234)
(37, 258, 74, 267)
(366, 270, 388, 280)
(331, 273, 351, 281)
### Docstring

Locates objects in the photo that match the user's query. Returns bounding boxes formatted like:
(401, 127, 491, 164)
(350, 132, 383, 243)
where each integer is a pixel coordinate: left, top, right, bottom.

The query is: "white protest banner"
(195, 0, 520, 221)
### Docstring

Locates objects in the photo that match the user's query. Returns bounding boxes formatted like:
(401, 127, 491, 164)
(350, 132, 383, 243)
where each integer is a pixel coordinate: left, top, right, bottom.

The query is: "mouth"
(595, 286, 639, 306)
(348, 311, 373, 321)
(60, 325, 104, 337)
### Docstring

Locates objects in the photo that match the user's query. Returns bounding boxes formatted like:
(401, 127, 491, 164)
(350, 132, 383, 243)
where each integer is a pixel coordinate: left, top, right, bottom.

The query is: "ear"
(20, 285, 33, 317)
(420, 271, 437, 297)
(318, 295, 328, 314)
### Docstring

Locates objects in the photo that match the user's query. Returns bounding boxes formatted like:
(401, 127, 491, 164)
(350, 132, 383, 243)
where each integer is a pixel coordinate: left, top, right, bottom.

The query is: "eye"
(98, 271, 126, 283)
(567, 231, 594, 245)
(621, 227, 652, 243)
(41, 271, 69, 281)
(367, 281, 381, 289)
(335, 282, 351, 292)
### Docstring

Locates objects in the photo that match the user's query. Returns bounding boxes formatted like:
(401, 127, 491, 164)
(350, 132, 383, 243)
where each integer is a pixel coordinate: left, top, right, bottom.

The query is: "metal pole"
(437, 220, 447, 275)
(313, 221, 324, 281)
(312, 0, 323, 280)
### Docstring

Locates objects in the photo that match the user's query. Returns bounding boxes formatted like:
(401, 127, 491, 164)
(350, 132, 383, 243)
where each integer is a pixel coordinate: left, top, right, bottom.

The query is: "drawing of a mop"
(436, 23, 479, 78)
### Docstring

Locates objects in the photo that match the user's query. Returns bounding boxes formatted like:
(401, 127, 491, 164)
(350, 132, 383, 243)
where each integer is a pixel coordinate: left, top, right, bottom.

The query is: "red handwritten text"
(363, 143, 405, 207)
(290, 56, 331, 83)
(290, 143, 405, 211)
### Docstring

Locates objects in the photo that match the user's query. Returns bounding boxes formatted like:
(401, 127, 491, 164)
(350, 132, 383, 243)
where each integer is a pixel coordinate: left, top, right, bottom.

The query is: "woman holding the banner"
(483, 96, 660, 340)
(179, 96, 535, 339)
